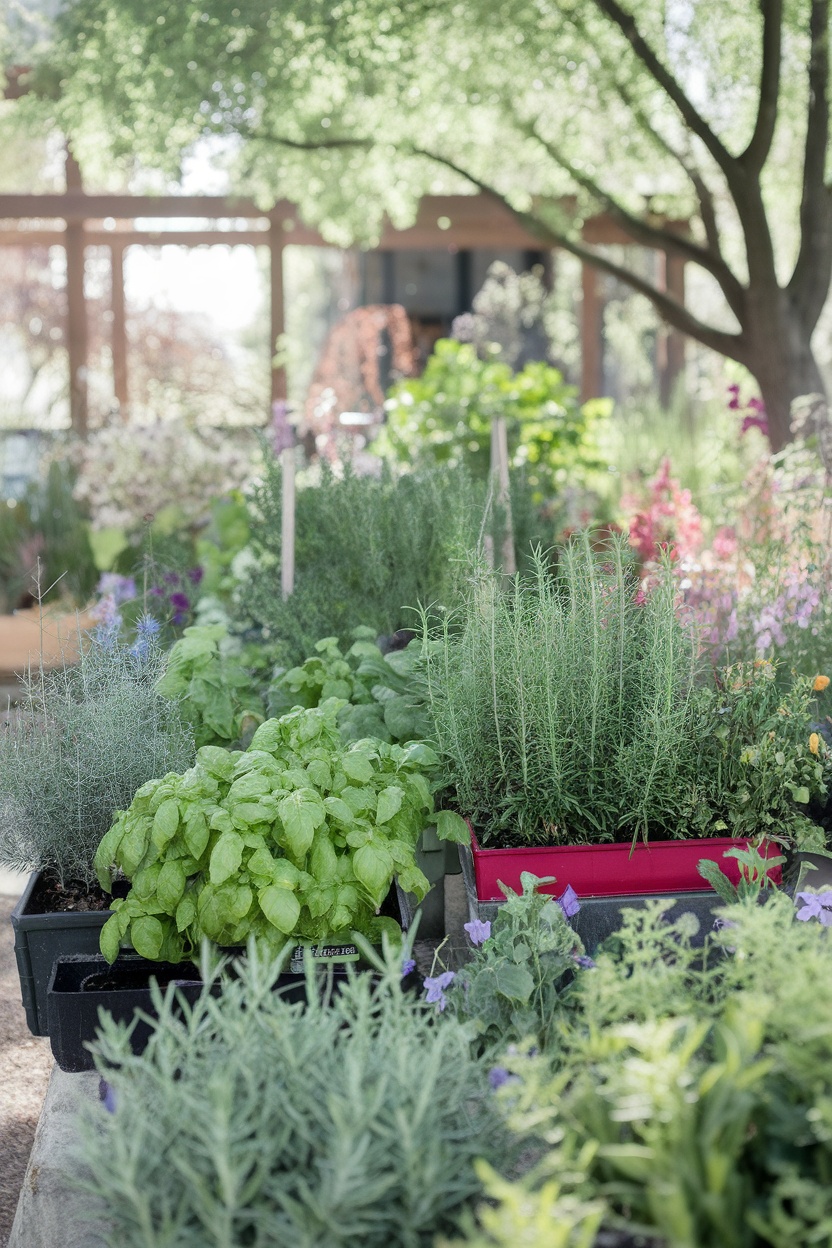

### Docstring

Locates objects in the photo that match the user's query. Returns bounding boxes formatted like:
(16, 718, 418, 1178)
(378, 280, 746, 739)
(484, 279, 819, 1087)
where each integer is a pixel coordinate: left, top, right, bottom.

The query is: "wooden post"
(269, 215, 287, 408)
(65, 149, 88, 436)
(281, 448, 296, 600)
(110, 243, 129, 420)
(490, 415, 516, 576)
(580, 263, 602, 401)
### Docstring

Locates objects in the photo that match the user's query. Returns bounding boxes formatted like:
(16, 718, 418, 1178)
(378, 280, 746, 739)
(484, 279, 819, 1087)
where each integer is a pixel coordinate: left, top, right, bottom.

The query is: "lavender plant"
(75, 943, 505, 1248)
(0, 621, 194, 886)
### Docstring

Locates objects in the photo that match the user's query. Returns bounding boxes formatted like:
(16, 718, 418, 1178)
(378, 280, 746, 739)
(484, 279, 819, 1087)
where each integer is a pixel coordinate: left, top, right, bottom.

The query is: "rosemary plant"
(241, 460, 482, 663)
(422, 535, 706, 846)
(0, 626, 194, 886)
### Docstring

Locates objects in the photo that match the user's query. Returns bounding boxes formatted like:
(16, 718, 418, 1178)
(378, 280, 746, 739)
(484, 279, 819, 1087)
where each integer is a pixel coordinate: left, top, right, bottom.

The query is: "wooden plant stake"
(272, 401, 296, 600)
(490, 415, 516, 576)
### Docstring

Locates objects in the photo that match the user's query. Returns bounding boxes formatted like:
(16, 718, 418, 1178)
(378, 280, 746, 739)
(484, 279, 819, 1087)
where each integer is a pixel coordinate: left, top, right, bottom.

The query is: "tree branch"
(739, 0, 783, 172)
(248, 131, 373, 152)
(524, 119, 747, 319)
(410, 145, 748, 363)
(602, 69, 730, 272)
(788, 0, 832, 328)
(588, 0, 738, 181)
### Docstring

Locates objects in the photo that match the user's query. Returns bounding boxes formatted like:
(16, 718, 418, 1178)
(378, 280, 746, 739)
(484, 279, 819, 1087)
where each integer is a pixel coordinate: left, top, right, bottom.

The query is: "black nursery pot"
(47, 954, 206, 1073)
(10, 871, 119, 1037)
(47, 954, 409, 1073)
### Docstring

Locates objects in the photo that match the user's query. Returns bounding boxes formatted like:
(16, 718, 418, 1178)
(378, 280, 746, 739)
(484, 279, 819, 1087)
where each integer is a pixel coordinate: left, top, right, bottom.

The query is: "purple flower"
(97, 574, 137, 605)
(572, 953, 596, 970)
(423, 970, 455, 1011)
(464, 919, 491, 946)
(163, 571, 180, 586)
(558, 885, 580, 919)
(136, 614, 161, 638)
(169, 591, 191, 625)
(188, 566, 204, 585)
(401, 958, 416, 978)
(796, 892, 832, 925)
(488, 1067, 511, 1090)
(98, 1078, 117, 1114)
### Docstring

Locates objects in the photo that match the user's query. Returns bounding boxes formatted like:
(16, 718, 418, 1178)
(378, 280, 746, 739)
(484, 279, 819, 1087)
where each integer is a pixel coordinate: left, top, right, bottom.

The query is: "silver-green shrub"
(76, 945, 504, 1248)
(0, 632, 194, 885)
(423, 534, 705, 846)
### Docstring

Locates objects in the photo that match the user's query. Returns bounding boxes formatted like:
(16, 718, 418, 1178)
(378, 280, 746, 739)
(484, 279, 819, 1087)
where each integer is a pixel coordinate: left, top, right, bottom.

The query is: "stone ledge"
(9, 1068, 107, 1248)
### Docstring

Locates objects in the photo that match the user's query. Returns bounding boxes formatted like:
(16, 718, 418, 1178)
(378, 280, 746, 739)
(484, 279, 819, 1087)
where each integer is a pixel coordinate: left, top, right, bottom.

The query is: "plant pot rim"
(466, 825, 782, 900)
(11, 869, 115, 930)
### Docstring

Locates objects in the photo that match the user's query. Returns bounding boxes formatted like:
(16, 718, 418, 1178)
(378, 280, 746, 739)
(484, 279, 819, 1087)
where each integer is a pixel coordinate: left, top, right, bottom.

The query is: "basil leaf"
(210, 831, 244, 886)
(259, 884, 301, 934)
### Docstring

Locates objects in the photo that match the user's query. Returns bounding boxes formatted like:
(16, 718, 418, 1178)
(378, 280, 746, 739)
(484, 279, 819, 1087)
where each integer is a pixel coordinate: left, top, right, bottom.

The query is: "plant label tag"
(290, 943, 359, 972)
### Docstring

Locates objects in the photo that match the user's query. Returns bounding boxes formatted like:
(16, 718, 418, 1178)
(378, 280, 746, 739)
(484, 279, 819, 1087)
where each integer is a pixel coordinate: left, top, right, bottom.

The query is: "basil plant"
(94, 700, 437, 963)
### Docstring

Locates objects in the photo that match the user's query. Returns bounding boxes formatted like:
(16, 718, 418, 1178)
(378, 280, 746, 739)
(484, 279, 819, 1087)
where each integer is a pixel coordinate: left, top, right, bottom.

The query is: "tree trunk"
(746, 292, 828, 453)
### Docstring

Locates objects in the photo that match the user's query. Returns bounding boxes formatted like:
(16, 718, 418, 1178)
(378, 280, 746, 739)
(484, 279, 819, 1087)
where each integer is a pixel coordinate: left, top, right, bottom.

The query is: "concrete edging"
(9, 1067, 107, 1248)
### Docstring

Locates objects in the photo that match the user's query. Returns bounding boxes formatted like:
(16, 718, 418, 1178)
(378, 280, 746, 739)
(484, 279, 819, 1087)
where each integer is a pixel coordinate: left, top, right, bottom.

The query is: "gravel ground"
(0, 893, 53, 1248)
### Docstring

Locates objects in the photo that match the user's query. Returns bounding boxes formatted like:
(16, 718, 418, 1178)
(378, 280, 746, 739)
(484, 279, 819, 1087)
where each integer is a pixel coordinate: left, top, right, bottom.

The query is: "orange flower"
(810, 733, 820, 755)
(814, 675, 830, 692)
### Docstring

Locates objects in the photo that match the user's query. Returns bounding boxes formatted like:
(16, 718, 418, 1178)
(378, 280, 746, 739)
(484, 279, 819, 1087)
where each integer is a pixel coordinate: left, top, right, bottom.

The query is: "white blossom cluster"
(71, 421, 256, 533)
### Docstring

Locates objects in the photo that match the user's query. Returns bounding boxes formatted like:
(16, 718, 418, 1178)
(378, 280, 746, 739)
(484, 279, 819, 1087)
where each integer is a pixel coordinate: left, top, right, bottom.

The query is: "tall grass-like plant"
(423, 535, 705, 846)
(0, 627, 194, 886)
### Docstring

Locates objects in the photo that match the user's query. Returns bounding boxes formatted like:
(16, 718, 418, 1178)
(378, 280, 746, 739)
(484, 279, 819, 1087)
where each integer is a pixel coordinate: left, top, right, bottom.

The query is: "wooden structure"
(0, 152, 687, 429)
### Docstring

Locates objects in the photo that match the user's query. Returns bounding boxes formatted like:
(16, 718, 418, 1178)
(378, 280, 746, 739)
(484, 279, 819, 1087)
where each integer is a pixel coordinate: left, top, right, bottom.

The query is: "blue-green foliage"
(77, 944, 505, 1248)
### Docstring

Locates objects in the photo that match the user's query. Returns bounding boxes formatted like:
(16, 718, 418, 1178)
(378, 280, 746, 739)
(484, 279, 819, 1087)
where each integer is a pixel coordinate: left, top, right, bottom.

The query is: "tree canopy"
(16, 0, 832, 446)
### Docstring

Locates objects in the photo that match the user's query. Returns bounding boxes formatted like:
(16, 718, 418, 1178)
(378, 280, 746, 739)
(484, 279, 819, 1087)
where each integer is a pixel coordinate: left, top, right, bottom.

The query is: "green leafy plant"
(267, 628, 431, 744)
(423, 535, 707, 847)
(0, 458, 97, 612)
(94, 700, 437, 963)
(376, 338, 608, 505)
(76, 941, 505, 1248)
(697, 844, 786, 904)
(157, 624, 265, 748)
(0, 630, 194, 886)
(238, 460, 482, 665)
(690, 660, 832, 849)
(467, 890, 832, 1248)
(440, 872, 589, 1054)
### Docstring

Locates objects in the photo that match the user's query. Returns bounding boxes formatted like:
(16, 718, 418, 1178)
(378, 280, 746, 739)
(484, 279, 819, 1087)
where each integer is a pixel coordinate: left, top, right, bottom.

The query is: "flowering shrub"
(72, 420, 255, 534)
(623, 455, 703, 565)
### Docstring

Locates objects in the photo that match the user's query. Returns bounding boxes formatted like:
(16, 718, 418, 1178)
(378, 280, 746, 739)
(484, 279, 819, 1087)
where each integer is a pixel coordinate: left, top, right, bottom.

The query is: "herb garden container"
(47, 881, 416, 1071)
(47, 954, 206, 1072)
(465, 828, 783, 902)
(10, 871, 123, 1037)
(458, 830, 784, 950)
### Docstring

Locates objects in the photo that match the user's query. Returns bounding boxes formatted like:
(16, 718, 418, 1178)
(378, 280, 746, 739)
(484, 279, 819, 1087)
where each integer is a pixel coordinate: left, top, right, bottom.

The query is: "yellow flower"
(814, 675, 830, 692)
(810, 732, 820, 755)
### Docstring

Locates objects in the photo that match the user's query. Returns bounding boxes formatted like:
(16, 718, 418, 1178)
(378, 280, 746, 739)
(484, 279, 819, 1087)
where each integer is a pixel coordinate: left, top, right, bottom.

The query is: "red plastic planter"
(469, 828, 782, 901)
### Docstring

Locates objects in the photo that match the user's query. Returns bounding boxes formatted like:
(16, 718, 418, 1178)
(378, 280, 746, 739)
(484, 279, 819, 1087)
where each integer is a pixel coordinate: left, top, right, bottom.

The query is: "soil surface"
(0, 894, 53, 1248)
(26, 873, 126, 916)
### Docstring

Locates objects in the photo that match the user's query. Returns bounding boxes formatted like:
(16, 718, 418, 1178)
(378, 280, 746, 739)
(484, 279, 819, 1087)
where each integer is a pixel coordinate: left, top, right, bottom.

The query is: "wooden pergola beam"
(0, 192, 671, 251)
(0, 181, 691, 419)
